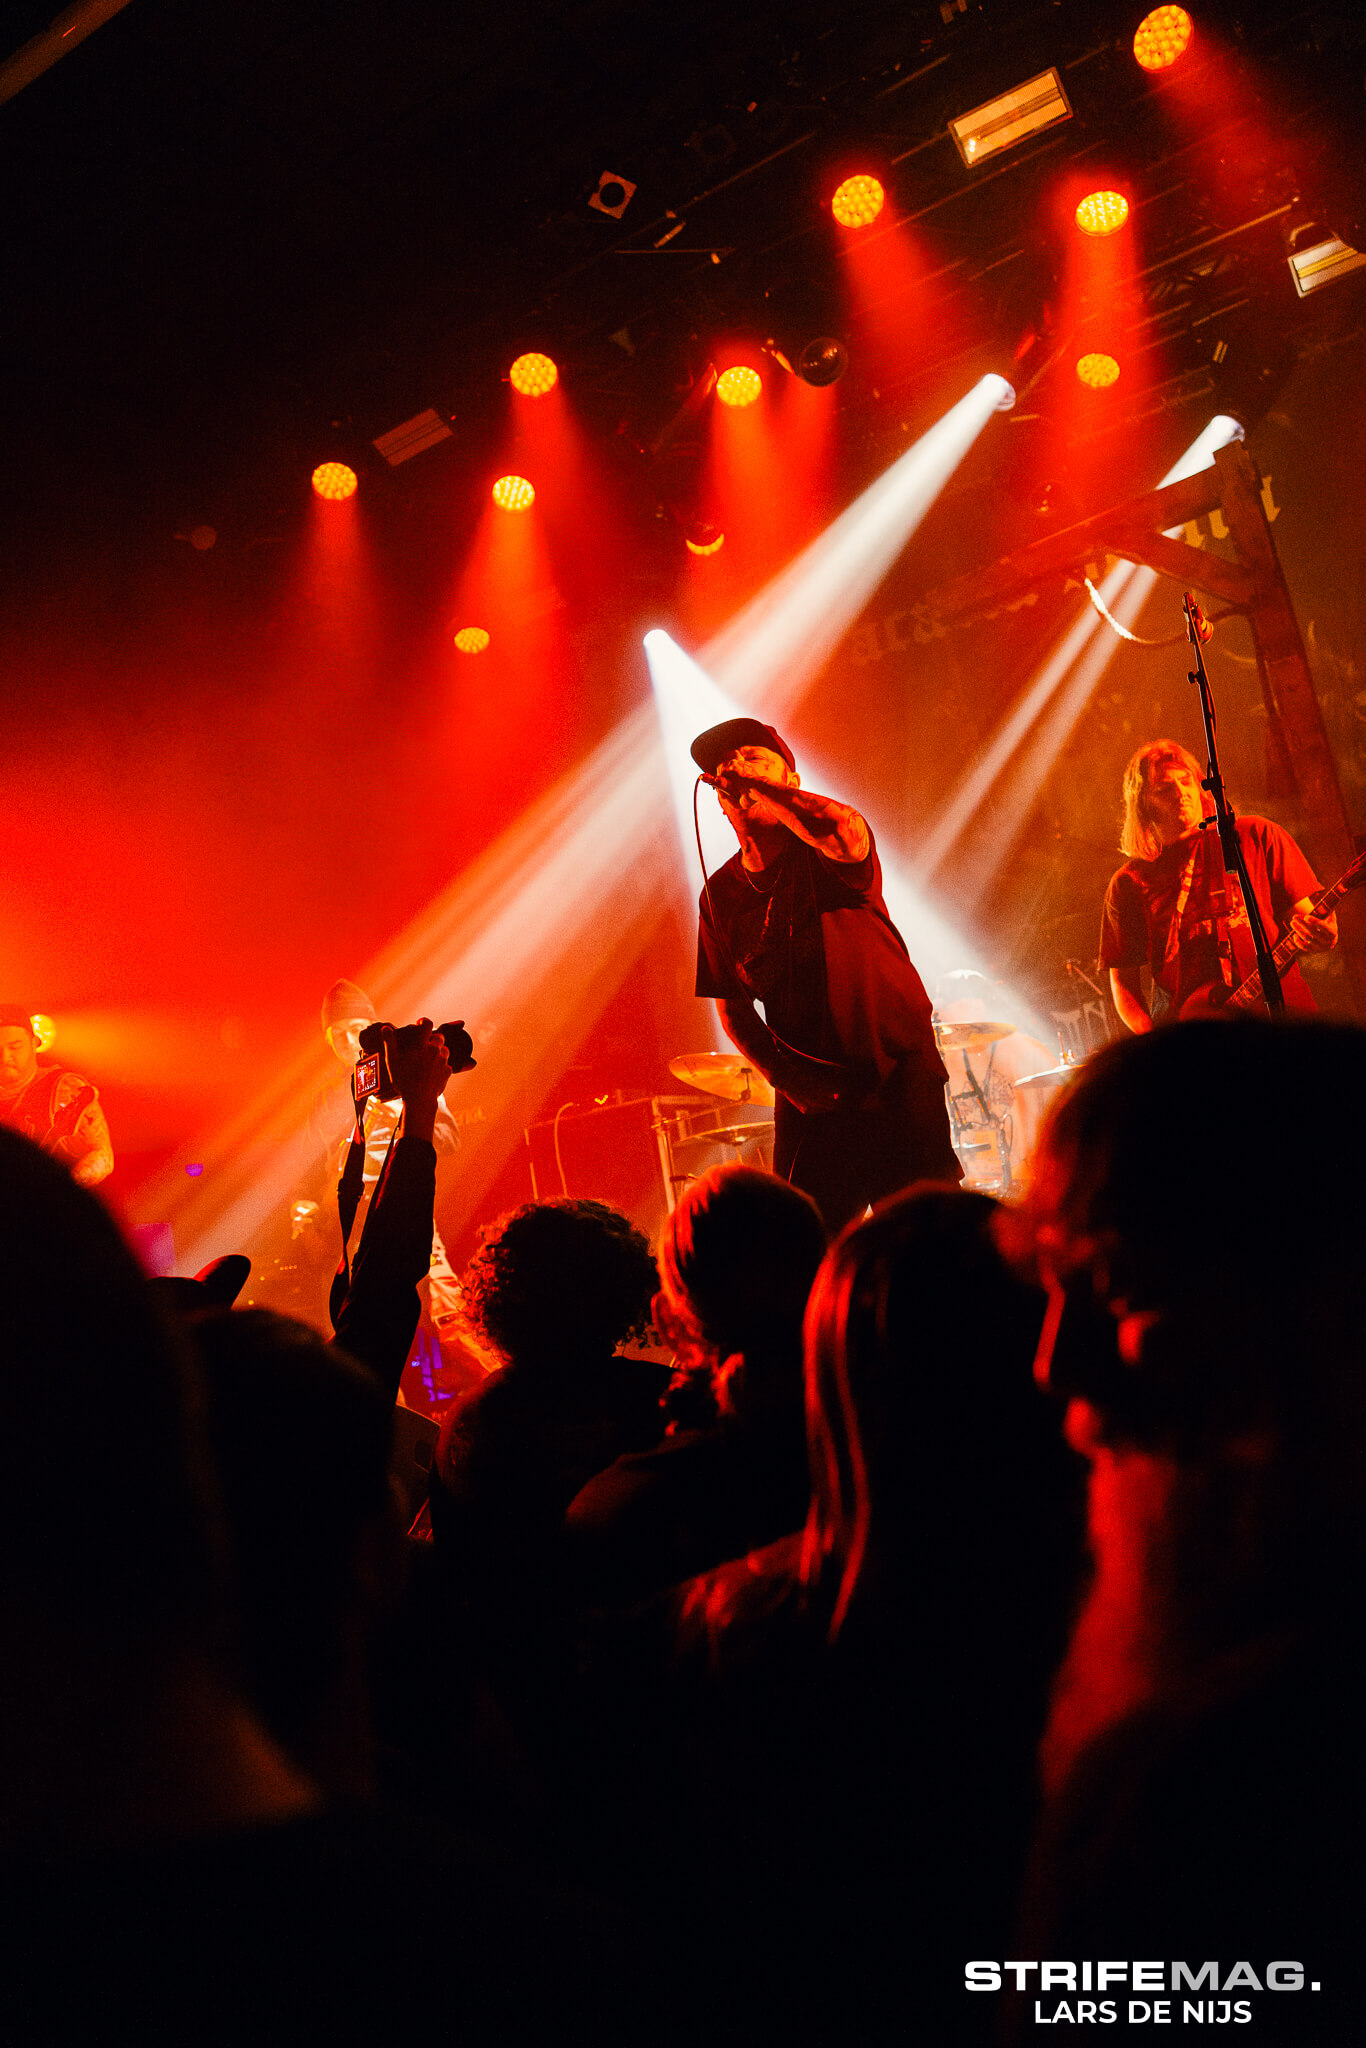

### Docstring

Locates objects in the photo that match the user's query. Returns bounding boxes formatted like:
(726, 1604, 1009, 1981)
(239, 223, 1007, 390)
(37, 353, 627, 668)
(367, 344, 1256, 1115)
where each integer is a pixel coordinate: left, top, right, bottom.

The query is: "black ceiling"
(2, 0, 1363, 562)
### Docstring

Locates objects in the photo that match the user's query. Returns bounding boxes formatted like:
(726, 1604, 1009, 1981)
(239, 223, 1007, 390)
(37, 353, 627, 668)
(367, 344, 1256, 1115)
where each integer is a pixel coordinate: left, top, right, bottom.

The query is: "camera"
(354, 1020, 475, 1105)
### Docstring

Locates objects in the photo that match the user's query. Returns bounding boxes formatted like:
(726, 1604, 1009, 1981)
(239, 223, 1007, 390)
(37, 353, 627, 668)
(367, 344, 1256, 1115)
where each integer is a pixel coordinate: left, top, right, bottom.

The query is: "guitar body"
(1171, 845, 1366, 1022)
(1177, 980, 1236, 1021)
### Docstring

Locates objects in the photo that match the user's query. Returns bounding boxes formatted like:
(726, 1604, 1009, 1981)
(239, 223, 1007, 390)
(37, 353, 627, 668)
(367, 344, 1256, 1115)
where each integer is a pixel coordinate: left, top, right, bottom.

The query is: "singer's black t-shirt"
(695, 832, 944, 1098)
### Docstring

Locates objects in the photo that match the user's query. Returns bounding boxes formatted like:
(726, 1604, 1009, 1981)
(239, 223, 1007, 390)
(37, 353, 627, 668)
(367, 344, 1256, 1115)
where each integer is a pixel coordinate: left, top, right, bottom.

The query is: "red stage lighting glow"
(1076, 352, 1120, 387)
(716, 366, 761, 408)
(509, 352, 559, 396)
(1134, 6, 1193, 70)
(685, 532, 725, 556)
(311, 462, 358, 500)
(492, 474, 535, 511)
(832, 175, 885, 229)
(454, 626, 491, 651)
(1075, 190, 1130, 237)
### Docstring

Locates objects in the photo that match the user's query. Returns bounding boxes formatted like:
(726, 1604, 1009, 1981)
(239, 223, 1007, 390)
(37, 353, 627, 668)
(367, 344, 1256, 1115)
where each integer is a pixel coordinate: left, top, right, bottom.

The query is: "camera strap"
(330, 1098, 406, 1333)
(336, 1103, 369, 1275)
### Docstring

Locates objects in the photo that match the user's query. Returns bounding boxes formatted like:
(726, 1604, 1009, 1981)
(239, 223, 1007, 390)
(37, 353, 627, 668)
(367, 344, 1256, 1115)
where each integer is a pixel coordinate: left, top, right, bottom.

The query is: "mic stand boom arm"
(1184, 590, 1284, 1013)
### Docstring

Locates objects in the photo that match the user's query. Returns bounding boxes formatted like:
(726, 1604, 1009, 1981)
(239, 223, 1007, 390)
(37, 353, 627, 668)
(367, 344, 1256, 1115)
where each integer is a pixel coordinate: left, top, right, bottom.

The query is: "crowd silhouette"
(1, 1014, 1360, 2041)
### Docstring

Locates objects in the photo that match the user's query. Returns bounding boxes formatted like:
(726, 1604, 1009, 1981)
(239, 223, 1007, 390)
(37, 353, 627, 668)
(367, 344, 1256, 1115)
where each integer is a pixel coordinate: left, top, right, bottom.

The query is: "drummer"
(934, 971, 1057, 1188)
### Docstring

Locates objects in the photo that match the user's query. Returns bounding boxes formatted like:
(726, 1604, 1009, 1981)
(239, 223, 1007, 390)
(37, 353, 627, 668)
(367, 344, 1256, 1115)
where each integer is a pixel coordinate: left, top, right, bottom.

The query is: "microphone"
(1184, 591, 1214, 645)
(699, 768, 772, 796)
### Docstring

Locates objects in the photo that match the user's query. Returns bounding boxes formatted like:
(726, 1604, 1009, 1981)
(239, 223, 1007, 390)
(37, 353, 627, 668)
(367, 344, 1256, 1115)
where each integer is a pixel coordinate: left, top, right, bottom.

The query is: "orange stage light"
(1076, 352, 1120, 388)
(1133, 6, 1193, 71)
(509, 352, 559, 397)
(454, 626, 491, 652)
(685, 532, 725, 557)
(1075, 190, 1130, 237)
(716, 366, 762, 409)
(832, 175, 885, 229)
(492, 474, 535, 511)
(311, 462, 358, 500)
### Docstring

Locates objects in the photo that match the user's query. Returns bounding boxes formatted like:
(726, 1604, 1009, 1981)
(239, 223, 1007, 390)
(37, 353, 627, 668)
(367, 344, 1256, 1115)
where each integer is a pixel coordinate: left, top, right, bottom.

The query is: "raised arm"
(728, 776, 870, 864)
(331, 1023, 459, 1399)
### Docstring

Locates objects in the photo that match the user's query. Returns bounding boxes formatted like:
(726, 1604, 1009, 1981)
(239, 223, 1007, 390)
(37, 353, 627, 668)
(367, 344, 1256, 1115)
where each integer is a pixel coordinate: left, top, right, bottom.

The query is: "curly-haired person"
(425, 1201, 669, 1717)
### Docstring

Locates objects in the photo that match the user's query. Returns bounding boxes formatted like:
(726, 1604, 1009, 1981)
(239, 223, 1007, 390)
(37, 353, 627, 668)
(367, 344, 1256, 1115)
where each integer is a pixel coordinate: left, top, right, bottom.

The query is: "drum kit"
(662, 1053, 777, 1184)
(663, 1030, 1087, 1200)
(933, 1016, 1086, 1194)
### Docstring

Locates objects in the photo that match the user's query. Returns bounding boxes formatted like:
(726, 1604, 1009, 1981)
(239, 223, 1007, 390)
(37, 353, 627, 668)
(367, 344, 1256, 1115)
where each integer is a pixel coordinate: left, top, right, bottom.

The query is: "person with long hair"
(1101, 738, 1335, 1032)
(587, 1185, 1084, 2045)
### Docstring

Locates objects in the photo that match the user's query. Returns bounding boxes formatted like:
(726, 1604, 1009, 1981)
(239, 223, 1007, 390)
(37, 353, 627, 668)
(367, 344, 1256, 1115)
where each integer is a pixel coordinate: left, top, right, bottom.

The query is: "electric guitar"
(1178, 848, 1366, 1019)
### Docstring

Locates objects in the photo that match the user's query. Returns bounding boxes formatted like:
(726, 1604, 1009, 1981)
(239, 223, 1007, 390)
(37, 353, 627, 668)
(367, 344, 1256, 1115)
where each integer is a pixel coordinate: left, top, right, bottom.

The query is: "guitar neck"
(1226, 855, 1366, 1011)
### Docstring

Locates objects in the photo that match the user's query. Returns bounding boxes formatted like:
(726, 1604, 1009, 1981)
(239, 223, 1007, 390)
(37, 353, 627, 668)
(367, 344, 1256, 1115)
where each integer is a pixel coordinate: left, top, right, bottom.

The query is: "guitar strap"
(1168, 834, 1243, 989)
(1163, 842, 1201, 973)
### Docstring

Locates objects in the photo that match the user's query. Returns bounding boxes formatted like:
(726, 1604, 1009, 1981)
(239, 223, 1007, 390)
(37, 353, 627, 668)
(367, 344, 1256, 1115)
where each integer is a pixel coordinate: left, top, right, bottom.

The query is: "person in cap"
(0, 1005, 114, 1187)
(313, 979, 465, 1391)
(689, 720, 958, 1233)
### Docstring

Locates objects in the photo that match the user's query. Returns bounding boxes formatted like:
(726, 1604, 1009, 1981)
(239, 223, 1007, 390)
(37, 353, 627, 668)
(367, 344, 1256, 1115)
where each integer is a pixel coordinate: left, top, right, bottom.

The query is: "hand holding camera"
(353, 1018, 476, 1114)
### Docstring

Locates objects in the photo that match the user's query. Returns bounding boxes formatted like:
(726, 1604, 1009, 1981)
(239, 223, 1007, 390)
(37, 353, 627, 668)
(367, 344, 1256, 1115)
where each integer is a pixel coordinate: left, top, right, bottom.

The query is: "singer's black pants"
(772, 1055, 962, 1237)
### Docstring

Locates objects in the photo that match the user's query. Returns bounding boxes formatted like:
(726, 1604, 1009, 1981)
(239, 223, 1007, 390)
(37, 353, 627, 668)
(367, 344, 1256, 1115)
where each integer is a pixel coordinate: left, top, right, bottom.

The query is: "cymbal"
(1013, 1061, 1084, 1090)
(933, 1019, 1015, 1053)
(678, 1120, 775, 1149)
(668, 1053, 777, 1106)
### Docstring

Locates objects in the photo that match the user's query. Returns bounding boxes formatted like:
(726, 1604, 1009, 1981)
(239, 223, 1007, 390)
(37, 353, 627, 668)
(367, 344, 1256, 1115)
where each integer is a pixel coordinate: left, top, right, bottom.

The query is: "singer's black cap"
(690, 718, 796, 776)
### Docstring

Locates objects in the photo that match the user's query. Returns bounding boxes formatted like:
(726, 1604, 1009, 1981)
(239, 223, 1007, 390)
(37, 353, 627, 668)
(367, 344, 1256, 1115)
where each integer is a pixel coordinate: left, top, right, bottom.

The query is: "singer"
(690, 717, 960, 1234)
(1100, 738, 1337, 1032)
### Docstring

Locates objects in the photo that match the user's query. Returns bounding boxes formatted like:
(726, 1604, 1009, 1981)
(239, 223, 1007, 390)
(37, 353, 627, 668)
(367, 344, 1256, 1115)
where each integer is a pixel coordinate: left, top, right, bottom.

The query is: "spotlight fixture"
(491, 474, 535, 511)
(763, 331, 848, 386)
(454, 627, 491, 652)
(1133, 6, 1193, 71)
(1287, 233, 1366, 298)
(796, 336, 848, 387)
(311, 462, 358, 500)
(1075, 190, 1130, 237)
(685, 530, 725, 556)
(1076, 352, 1121, 387)
(31, 1014, 56, 1052)
(950, 69, 1072, 167)
(716, 366, 762, 408)
(509, 352, 559, 396)
(588, 171, 636, 218)
(831, 175, 885, 228)
(373, 408, 452, 467)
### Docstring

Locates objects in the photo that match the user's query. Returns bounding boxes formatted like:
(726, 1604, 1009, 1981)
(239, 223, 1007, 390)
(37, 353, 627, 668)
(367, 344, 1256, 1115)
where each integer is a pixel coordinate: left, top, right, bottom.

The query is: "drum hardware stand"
(936, 1017, 1014, 1194)
(1185, 590, 1283, 1012)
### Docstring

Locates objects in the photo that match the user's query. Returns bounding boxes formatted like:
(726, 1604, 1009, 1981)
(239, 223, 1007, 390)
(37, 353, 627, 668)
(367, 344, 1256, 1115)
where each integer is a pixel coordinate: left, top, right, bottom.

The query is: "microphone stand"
(1184, 590, 1284, 1013)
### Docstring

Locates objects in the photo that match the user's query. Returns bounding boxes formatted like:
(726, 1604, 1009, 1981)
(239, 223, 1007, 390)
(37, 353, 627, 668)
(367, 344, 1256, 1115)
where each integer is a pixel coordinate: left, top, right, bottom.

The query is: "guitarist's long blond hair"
(1119, 739, 1210, 860)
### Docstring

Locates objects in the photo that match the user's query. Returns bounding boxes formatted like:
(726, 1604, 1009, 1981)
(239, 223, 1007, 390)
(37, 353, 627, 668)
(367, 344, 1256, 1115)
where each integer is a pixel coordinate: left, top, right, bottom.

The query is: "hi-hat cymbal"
(933, 1019, 1015, 1053)
(668, 1053, 777, 1106)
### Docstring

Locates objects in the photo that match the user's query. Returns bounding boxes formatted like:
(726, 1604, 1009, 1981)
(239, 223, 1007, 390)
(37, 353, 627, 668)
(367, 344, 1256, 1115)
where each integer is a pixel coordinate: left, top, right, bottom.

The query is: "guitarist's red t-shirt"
(695, 833, 945, 1099)
(1099, 816, 1319, 1019)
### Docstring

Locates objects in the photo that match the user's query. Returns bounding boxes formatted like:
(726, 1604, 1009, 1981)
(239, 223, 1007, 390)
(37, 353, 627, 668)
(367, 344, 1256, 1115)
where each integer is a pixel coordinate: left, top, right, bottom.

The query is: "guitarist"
(691, 718, 959, 1234)
(1100, 739, 1337, 1035)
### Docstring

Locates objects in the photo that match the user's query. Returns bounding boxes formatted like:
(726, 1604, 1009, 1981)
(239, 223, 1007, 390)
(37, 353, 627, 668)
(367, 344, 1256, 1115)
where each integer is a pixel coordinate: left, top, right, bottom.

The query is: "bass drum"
(950, 1121, 1010, 1193)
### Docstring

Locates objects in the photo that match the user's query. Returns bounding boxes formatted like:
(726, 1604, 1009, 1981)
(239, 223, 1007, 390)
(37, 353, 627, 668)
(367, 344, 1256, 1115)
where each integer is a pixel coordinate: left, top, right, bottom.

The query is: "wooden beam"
(1101, 527, 1255, 606)
(926, 464, 1229, 621)
(1212, 442, 1355, 874)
